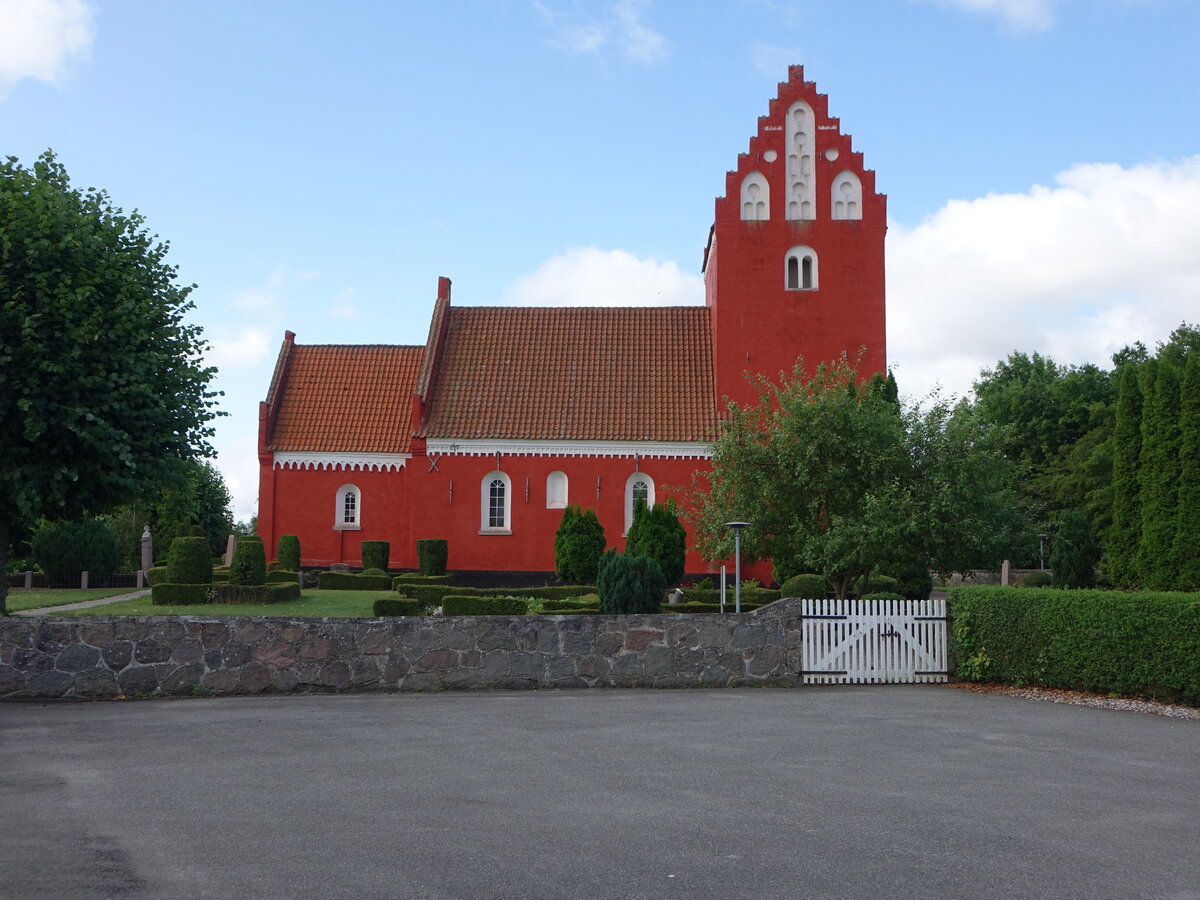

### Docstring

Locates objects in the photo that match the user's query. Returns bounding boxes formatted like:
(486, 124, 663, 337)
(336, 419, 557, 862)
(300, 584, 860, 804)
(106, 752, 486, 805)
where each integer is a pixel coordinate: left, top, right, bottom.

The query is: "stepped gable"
(266, 343, 425, 453)
(418, 305, 717, 443)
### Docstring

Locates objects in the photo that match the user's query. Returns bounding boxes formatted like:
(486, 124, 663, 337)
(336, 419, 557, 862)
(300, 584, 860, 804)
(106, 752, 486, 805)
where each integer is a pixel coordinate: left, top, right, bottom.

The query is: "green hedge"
(317, 572, 393, 591)
(680, 586, 780, 605)
(266, 570, 299, 584)
(948, 586, 1200, 706)
(166, 536, 213, 584)
(151, 582, 299, 605)
(151, 583, 210, 605)
(277, 535, 301, 571)
(373, 597, 426, 616)
(416, 539, 448, 576)
(361, 541, 390, 571)
(392, 573, 455, 588)
(395, 583, 594, 606)
(441, 595, 529, 616)
(146, 566, 169, 586)
(779, 574, 828, 598)
(212, 572, 230, 583)
(542, 598, 601, 612)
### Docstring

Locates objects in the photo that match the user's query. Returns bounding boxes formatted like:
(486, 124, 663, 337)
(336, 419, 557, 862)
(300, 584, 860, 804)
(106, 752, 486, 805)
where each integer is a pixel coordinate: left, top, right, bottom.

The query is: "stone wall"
(0, 600, 804, 700)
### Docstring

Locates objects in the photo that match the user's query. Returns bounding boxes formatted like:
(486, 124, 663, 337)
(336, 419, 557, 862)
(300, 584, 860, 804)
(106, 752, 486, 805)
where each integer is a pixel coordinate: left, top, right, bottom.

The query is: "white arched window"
(546, 471, 568, 509)
(740, 171, 770, 221)
(335, 484, 361, 530)
(831, 170, 863, 220)
(785, 245, 818, 291)
(624, 472, 656, 535)
(480, 471, 512, 533)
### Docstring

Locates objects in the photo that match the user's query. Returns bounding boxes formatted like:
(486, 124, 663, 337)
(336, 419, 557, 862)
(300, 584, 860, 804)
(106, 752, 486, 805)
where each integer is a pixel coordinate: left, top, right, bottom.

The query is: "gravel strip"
(948, 682, 1200, 720)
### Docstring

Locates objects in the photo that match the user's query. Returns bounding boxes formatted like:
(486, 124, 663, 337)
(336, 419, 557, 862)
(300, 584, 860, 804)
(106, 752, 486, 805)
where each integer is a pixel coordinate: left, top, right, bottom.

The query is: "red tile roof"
(418, 306, 716, 442)
(266, 344, 425, 453)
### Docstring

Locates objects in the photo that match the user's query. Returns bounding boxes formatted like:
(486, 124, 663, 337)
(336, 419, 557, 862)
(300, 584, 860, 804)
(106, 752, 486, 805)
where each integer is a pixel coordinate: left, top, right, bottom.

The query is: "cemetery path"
(10, 589, 150, 616)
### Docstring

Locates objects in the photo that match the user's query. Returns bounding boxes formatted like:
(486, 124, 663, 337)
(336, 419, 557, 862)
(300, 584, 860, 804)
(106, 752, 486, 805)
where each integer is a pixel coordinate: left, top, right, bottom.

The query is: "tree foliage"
(554, 505, 606, 584)
(0, 151, 220, 612)
(1174, 356, 1200, 589)
(1107, 364, 1143, 586)
(688, 358, 1024, 598)
(1049, 509, 1099, 589)
(30, 519, 120, 579)
(1136, 360, 1181, 589)
(625, 498, 687, 584)
(597, 549, 666, 614)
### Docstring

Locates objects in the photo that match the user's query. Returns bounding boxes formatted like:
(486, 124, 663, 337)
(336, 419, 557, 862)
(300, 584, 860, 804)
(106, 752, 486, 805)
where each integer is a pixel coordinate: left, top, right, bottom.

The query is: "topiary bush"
(1021, 571, 1053, 588)
(30, 519, 120, 579)
(361, 567, 388, 577)
(151, 583, 210, 605)
(441, 595, 529, 616)
(277, 534, 301, 571)
(597, 549, 666, 614)
(780, 573, 829, 598)
(625, 499, 687, 584)
(317, 572, 392, 591)
(361, 541, 390, 572)
(416, 539, 448, 576)
(861, 591, 906, 602)
(374, 597, 425, 616)
(861, 574, 901, 595)
(555, 506, 607, 584)
(229, 536, 267, 586)
(165, 536, 213, 584)
(265, 569, 299, 584)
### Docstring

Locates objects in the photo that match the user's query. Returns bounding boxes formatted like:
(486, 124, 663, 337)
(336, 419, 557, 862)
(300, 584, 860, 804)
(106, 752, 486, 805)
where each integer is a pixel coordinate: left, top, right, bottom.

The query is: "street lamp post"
(723, 521, 751, 613)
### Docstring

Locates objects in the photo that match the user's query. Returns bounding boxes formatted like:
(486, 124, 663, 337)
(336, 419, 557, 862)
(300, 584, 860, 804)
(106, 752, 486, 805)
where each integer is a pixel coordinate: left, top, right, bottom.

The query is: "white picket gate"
(800, 597, 948, 684)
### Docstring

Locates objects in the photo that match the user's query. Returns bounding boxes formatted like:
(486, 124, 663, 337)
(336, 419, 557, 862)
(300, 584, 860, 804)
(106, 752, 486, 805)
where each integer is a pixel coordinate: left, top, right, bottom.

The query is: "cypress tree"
(626, 499, 687, 584)
(1136, 360, 1181, 589)
(554, 505, 606, 584)
(553, 505, 580, 581)
(1107, 364, 1143, 586)
(1173, 355, 1200, 588)
(1050, 509, 1099, 589)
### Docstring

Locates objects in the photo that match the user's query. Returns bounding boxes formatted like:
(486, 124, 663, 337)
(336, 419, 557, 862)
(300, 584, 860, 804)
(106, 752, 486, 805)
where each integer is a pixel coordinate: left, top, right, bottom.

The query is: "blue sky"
(4, 0, 1199, 519)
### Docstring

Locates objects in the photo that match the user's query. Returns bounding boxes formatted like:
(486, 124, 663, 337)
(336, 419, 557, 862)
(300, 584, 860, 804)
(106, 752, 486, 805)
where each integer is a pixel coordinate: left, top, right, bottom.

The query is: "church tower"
(704, 66, 887, 408)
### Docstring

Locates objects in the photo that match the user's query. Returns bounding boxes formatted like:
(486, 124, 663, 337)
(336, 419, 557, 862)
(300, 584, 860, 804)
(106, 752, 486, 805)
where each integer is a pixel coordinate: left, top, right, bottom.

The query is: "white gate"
(800, 597, 948, 684)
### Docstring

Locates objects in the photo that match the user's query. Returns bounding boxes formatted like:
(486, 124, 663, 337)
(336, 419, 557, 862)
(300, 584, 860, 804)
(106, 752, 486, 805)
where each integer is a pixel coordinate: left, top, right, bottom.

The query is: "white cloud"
(887, 156, 1200, 401)
(0, 0, 95, 98)
(920, 0, 1056, 32)
(533, 0, 667, 64)
(231, 264, 319, 314)
(204, 328, 272, 370)
(502, 246, 704, 307)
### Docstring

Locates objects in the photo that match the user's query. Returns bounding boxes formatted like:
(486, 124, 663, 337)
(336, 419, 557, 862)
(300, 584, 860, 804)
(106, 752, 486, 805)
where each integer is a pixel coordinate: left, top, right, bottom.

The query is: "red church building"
(256, 66, 887, 578)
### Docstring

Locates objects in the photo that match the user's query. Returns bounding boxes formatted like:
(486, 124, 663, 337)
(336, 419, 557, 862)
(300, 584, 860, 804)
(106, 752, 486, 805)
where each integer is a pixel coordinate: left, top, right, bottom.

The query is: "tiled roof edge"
(263, 330, 296, 441)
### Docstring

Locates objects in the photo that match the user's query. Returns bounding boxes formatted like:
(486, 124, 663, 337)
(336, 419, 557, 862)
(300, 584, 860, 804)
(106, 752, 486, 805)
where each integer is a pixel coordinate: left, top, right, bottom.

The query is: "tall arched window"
(335, 484, 361, 530)
(785, 245, 818, 291)
(624, 472, 656, 535)
(480, 471, 512, 533)
(831, 170, 863, 220)
(546, 471, 568, 509)
(740, 171, 770, 221)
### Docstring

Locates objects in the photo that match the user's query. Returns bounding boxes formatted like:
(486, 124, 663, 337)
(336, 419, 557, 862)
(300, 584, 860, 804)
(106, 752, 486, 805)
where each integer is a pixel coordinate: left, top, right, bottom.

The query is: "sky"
(3, 0, 1199, 521)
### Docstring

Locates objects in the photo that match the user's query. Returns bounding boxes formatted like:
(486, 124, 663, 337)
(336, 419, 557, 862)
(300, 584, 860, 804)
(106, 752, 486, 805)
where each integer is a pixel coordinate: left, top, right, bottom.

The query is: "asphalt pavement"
(1, 686, 1197, 899)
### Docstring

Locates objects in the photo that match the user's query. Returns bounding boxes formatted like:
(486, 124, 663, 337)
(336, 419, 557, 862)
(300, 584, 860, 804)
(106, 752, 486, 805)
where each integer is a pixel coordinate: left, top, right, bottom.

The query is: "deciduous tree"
(0, 152, 219, 613)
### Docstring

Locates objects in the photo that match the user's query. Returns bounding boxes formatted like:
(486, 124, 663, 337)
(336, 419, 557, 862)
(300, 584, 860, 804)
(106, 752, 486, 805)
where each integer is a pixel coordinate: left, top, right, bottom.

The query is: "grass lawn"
(45, 588, 395, 618)
(5, 588, 139, 612)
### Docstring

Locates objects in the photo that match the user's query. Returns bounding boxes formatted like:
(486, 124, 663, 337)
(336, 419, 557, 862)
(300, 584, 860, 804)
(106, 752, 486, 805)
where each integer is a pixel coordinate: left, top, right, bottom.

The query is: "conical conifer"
(1107, 364, 1143, 586)
(1136, 360, 1181, 589)
(1172, 355, 1200, 588)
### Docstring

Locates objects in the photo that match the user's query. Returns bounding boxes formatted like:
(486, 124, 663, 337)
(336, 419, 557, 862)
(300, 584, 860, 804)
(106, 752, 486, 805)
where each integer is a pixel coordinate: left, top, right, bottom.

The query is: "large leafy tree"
(688, 359, 1023, 598)
(0, 152, 220, 612)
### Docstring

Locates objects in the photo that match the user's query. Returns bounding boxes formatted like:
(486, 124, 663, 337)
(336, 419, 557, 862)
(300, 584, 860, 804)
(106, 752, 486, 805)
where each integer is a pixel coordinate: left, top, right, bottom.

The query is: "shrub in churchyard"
(229, 536, 267, 586)
(165, 536, 212, 584)
(417, 539, 448, 576)
(597, 549, 666, 614)
(361, 541, 390, 572)
(277, 534, 301, 572)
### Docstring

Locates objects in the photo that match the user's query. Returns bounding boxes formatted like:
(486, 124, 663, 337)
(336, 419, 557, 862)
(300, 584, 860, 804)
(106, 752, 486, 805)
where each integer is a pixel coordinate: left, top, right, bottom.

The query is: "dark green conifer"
(1107, 363, 1143, 586)
(625, 498, 687, 584)
(1172, 355, 1200, 588)
(1136, 360, 1181, 589)
(1050, 509, 1099, 588)
(554, 505, 605, 584)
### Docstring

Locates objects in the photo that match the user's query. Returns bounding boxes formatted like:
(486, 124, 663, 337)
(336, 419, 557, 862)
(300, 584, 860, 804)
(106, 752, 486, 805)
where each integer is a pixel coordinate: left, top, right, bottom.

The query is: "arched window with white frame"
(785, 245, 818, 291)
(740, 171, 770, 221)
(624, 472, 656, 535)
(480, 471, 512, 533)
(546, 471, 568, 509)
(335, 484, 361, 529)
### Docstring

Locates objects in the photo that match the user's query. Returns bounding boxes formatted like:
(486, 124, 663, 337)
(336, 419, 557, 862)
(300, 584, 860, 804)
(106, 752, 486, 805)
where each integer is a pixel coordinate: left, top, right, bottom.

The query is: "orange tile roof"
(267, 344, 425, 453)
(418, 306, 717, 442)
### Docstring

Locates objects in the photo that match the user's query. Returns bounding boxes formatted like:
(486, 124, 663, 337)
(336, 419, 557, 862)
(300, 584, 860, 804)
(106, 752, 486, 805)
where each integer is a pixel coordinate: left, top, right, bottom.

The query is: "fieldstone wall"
(0, 600, 804, 700)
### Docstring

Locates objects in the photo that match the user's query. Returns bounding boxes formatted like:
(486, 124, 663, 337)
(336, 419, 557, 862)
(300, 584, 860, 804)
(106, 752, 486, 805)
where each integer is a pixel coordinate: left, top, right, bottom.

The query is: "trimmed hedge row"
(318, 572, 393, 591)
(266, 570, 299, 584)
(150, 583, 300, 606)
(680, 586, 780, 605)
(441, 595, 529, 616)
(373, 597, 426, 617)
(948, 586, 1200, 706)
(394, 583, 595, 606)
(391, 574, 455, 588)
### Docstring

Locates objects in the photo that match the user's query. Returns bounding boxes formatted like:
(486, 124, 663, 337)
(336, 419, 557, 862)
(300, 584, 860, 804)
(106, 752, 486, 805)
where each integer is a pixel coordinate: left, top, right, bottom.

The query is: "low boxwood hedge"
(680, 586, 780, 605)
(318, 572, 393, 591)
(392, 573, 455, 588)
(948, 586, 1200, 706)
(373, 597, 426, 617)
(145, 566, 169, 586)
(441, 595, 529, 616)
(151, 582, 299, 605)
(396, 583, 595, 606)
(151, 583, 210, 605)
(265, 570, 299, 584)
